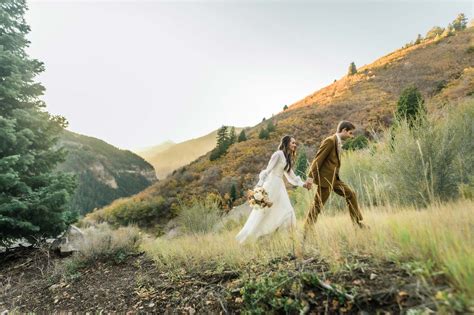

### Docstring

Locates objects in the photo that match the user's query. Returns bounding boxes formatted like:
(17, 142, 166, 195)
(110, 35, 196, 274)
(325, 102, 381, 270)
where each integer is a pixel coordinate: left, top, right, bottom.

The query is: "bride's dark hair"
(278, 135, 296, 172)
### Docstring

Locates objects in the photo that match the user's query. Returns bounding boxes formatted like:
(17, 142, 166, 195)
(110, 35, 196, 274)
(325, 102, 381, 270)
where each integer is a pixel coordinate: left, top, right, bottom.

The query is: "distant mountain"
(136, 141, 176, 158)
(88, 27, 474, 228)
(56, 130, 157, 215)
(136, 128, 243, 179)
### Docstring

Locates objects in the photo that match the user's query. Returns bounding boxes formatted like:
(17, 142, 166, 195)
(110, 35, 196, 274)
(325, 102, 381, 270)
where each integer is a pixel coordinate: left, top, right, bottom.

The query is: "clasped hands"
(303, 177, 314, 190)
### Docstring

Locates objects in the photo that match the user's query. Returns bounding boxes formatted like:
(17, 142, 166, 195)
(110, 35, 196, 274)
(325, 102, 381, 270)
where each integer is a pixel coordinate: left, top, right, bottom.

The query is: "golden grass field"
(143, 199, 474, 300)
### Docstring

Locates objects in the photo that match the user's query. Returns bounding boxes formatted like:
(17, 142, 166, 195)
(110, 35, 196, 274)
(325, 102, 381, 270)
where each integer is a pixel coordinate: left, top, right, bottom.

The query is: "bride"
(236, 135, 312, 244)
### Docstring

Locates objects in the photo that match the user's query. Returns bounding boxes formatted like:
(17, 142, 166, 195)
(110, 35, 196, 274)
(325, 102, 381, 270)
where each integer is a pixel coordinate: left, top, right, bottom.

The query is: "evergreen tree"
(216, 125, 229, 148)
(228, 127, 237, 145)
(396, 86, 426, 127)
(283, 105, 288, 111)
(0, 0, 77, 246)
(414, 34, 423, 45)
(294, 147, 308, 180)
(210, 125, 238, 161)
(348, 62, 357, 76)
(452, 13, 467, 31)
(259, 128, 270, 140)
(238, 130, 247, 142)
(230, 184, 237, 203)
(266, 120, 276, 133)
(442, 24, 454, 37)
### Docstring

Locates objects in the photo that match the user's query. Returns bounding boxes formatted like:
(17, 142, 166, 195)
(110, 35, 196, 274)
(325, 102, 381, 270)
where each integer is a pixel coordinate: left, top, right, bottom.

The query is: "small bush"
(87, 196, 167, 227)
(176, 199, 222, 234)
(342, 135, 369, 151)
(75, 224, 141, 264)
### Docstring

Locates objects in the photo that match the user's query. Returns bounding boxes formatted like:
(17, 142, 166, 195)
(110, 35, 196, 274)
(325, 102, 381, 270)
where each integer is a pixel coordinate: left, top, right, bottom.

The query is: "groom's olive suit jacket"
(308, 135, 341, 188)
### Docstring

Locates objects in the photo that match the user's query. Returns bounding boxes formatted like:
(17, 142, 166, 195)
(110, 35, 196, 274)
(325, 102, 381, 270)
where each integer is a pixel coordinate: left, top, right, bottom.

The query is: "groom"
(304, 120, 367, 232)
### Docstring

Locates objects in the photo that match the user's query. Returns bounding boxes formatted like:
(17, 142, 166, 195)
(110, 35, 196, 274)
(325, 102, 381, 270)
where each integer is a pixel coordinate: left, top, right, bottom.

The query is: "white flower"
(254, 192, 264, 201)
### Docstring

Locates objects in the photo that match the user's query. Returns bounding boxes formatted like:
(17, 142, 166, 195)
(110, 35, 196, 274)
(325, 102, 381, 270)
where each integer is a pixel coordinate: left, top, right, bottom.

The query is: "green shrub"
(342, 135, 369, 151)
(94, 196, 167, 227)
(259, 129, 270, 140)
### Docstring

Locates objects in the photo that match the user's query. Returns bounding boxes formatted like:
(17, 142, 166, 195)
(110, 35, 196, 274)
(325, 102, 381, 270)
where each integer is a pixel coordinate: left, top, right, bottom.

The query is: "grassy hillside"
(136, 128, 243, 180)
(87, 26, 473, 228)
(57, 130, 157, 215)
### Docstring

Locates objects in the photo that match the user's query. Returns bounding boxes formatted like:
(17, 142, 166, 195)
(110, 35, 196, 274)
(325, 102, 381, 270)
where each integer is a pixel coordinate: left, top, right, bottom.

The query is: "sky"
(25, 0, 473, 151)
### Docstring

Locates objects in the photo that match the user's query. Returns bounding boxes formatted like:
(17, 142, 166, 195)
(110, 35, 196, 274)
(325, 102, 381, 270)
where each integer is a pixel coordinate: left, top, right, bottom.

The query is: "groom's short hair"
(337, 121, 356, 132)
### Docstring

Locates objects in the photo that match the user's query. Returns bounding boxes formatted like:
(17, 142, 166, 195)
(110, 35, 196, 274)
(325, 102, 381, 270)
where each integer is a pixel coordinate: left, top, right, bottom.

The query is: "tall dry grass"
(143, 200, 474, 298)
(316, 100, 473, 211)
(143, 101, 474, 300)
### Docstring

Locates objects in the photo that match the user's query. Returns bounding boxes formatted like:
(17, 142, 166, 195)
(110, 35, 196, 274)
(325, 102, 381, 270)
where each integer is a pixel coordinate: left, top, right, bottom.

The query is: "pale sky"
(25, 0, 473, 150)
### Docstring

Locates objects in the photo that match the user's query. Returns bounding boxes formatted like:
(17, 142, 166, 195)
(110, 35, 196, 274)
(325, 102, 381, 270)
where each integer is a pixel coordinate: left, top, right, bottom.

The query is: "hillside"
(88, 27, 474, 228)
(135, 128, 244, 179)
(57, 130, 157, 215)
(136, 140, 175, 158)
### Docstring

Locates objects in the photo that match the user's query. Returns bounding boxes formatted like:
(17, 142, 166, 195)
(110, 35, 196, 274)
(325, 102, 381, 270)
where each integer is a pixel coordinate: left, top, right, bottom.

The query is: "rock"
(370, 273, 377, 280)
(50, 225, 84, 255)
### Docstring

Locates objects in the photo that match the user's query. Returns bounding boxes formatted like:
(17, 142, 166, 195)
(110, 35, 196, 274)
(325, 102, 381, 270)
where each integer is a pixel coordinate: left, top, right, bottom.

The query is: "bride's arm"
(284, 168, 305, 187)
(256, 151, 281, 186)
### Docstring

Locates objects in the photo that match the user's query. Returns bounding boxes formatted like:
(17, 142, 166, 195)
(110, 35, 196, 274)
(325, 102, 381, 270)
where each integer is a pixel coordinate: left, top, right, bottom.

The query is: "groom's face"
(340, 129, 354, 140)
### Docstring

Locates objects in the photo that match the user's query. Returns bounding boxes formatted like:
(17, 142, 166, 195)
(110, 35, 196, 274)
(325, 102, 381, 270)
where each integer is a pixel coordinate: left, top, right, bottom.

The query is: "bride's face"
(289, 138, 297, 152)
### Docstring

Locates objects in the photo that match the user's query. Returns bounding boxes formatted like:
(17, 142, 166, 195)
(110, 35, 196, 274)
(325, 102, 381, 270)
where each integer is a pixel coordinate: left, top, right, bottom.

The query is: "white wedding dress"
(235, 150, 305, 244)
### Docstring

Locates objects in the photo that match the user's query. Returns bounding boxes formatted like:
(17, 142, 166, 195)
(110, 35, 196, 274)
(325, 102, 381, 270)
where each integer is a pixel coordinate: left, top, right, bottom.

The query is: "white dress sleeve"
(285, 168, 305, 187)
(257, 151, 281, 187)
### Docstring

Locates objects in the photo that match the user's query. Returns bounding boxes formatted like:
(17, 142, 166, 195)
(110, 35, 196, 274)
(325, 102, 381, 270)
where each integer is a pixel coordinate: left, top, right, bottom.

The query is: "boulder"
(50, 225, 84, 255)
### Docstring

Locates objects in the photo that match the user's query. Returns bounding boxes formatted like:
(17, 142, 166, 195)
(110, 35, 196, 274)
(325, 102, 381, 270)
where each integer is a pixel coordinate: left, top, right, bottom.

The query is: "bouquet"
(247, 186, 273, 209)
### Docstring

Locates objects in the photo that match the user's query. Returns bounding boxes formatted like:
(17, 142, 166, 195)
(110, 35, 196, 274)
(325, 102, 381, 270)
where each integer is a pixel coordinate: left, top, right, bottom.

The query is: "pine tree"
(238, 130, 247, 142)
(295, 147, 308, 180)
(414, 34, 423, 45)
(259, 128, 270, 140)
(266, 120, 276, 133)
(442, 23, 454, 37)
(348, 62, 357, 76)
(452, 13, 467, 31)
(396, 86, 426, 127)
(0, 0, 77, 246)
(216, 126, 229, 148)
(283, 105, 288, 111)
(228, 127, 237, 145)
(230, 184, 237, 203)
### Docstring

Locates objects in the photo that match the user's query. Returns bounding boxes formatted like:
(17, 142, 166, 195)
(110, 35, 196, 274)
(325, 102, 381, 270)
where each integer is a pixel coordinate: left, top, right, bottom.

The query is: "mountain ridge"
(87, 27, 473, 227)
(57, 130, 157, 215)
(136, 127, 245, 179)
